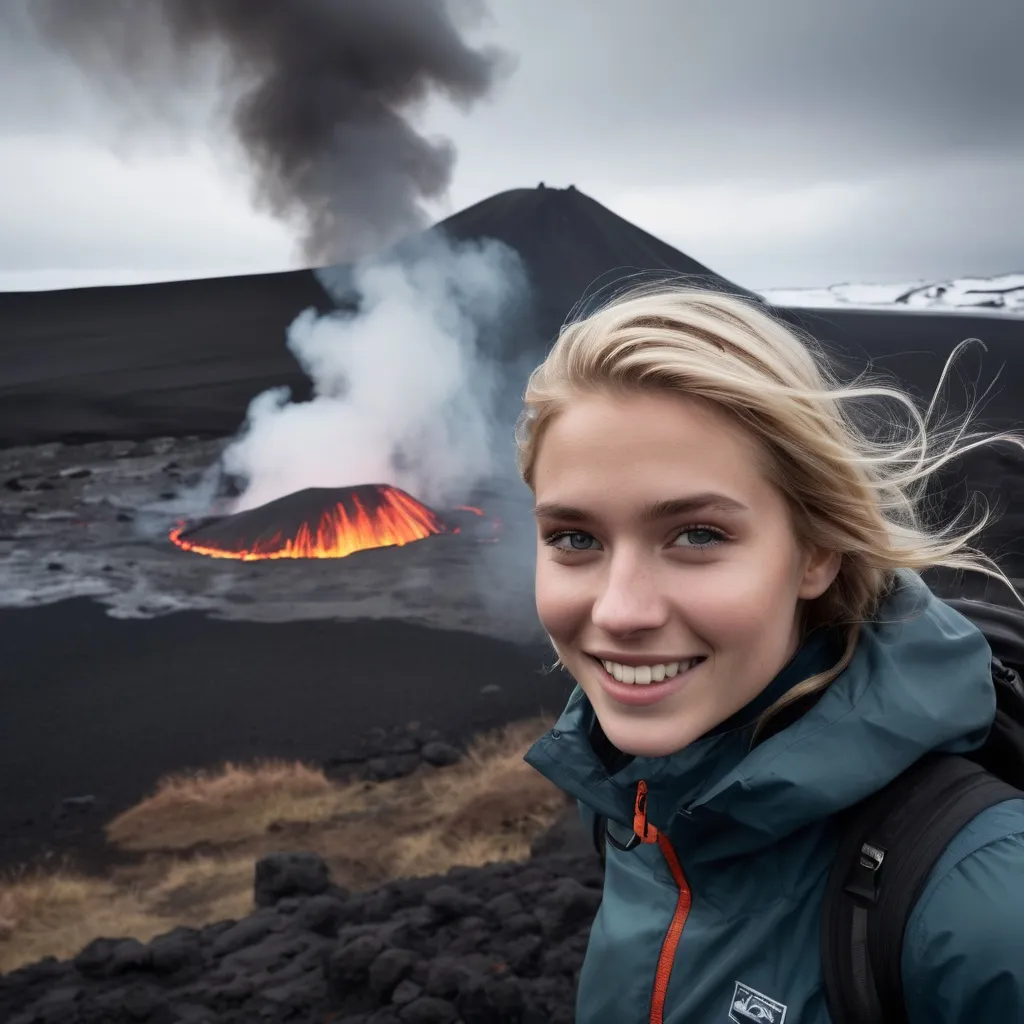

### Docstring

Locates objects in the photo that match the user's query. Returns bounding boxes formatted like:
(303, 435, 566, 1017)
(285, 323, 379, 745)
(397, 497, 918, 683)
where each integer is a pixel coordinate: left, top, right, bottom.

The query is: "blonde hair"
(516, 285, 1023, 729)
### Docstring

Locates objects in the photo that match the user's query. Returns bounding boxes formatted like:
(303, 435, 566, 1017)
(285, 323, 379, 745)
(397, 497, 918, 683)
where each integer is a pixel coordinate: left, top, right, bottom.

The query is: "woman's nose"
(590, 556, 669, 637)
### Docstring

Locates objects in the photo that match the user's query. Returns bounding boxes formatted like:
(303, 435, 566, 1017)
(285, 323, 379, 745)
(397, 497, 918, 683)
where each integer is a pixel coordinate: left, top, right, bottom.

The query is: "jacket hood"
(525, 572, 996, 854)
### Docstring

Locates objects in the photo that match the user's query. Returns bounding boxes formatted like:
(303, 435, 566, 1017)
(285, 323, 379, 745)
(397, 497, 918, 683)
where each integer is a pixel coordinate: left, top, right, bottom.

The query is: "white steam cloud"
(221, 234, 527, 512)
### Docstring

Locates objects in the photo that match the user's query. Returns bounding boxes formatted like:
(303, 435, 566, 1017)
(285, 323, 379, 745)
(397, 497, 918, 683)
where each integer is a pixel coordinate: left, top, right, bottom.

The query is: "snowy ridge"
(761, 273, 1024, 316)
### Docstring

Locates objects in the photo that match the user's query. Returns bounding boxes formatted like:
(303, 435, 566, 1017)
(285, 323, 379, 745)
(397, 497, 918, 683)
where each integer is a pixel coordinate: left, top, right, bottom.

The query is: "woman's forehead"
(532, 391, 776, 515)
(536, 391, 757, 473)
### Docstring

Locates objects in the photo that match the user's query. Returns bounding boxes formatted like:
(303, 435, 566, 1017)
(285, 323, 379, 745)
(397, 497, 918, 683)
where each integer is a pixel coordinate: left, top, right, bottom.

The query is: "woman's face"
(532, 390, 839, 758)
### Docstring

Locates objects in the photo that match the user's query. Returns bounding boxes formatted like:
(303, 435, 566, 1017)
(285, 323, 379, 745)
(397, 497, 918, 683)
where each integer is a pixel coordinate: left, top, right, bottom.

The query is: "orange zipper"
(633, 781, 693, 1024)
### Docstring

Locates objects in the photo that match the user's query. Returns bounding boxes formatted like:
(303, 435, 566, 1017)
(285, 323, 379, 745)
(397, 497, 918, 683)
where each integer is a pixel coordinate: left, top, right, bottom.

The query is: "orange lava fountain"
(169, 484, 447, 561)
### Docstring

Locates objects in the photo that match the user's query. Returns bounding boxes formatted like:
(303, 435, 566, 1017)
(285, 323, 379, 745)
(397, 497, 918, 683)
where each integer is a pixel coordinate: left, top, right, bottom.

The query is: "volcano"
(316, 183, 762, 349)
(2, 183, 1023, 448)
(170, 485, 452, 561)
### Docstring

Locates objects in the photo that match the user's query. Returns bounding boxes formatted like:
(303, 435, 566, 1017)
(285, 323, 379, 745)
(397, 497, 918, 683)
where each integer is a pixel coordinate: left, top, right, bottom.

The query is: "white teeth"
(600, 658, 700, 684)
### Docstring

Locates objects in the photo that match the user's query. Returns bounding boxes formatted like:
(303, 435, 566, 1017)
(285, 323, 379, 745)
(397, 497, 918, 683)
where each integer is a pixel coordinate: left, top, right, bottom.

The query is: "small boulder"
(53, 795, 97, 821)
(369, 948, 419, 1000)
(536, 878, 601, 940)
(392, 978, 424, 1005)
(291, 893, 353, 937)
(326, 933, 386, 993)
(254, 852, 330, 907)
(398, 996, 458, 1024)
(419, 742, 461, 768)
(423, 886, 483, 921)
(109, 938, 150, 974)
(529, 804, 594, 859)
(363, 754, 421, 782)
(147, 928, 203, 975)
(388, 735, 419, 755)
(209, 915, 279, 957)
(73, 937, 118, 978)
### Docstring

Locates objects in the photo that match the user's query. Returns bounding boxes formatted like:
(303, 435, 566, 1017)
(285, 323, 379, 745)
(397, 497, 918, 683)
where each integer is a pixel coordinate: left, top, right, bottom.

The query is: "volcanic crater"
(170, 485, 495, 562)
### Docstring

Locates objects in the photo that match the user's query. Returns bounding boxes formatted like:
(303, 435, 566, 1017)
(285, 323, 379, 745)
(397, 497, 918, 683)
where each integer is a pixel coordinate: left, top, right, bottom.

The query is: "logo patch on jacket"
(729, 981, 787, 1023)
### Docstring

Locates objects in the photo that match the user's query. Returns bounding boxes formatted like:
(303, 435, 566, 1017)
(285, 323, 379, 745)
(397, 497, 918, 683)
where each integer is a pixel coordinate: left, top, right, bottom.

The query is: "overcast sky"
(0, 0, 1021, 291)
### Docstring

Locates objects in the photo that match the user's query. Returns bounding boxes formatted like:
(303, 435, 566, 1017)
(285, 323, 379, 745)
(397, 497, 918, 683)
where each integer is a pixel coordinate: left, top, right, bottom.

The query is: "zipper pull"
(633, 780, 660, 844)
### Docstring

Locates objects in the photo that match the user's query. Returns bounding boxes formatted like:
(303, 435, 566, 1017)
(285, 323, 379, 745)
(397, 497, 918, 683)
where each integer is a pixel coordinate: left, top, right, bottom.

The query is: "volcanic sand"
(0, 599, 571, 873)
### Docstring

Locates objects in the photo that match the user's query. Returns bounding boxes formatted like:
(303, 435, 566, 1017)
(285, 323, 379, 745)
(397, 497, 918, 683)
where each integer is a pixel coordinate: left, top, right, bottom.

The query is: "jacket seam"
(733, 682, 872, 787)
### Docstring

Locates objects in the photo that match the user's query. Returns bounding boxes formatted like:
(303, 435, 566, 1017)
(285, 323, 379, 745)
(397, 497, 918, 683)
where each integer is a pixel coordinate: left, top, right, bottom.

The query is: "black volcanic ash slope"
(1, 185, 1023, 446)
(0, 185, 754, 448)
(0, 270, 335, 447)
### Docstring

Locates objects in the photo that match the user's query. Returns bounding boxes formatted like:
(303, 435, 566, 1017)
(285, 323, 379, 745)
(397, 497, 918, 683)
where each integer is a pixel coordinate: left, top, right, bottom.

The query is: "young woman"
(518, 287, 1024, 1023)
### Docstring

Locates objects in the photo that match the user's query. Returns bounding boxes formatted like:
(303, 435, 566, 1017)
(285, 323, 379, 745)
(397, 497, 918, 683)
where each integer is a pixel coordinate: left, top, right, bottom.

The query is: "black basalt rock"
(1, 846, 604, 1024)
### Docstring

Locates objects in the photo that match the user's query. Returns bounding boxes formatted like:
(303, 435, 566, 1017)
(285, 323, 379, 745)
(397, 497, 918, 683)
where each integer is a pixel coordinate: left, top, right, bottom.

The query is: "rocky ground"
(0, 810, 601, 1024)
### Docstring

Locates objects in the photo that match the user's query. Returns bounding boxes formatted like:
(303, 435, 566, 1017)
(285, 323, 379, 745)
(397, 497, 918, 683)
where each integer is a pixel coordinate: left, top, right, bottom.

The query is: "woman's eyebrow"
(532, 502, 589, 522)
(532, 493, 748, 522)
(639, 494, 749, 521)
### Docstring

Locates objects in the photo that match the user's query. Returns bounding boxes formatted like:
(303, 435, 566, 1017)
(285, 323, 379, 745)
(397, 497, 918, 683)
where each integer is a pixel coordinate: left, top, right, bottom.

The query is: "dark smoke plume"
(27, 0, 509, 262)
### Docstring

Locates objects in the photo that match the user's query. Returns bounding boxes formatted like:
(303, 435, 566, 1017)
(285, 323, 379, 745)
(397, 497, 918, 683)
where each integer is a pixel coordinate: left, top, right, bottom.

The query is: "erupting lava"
(170, 484, 448, 561)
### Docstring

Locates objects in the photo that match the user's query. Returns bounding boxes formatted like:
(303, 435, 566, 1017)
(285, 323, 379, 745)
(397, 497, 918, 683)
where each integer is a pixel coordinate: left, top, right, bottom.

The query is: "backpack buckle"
(845, 842, 886, 903)
(859, 842, 885, 872)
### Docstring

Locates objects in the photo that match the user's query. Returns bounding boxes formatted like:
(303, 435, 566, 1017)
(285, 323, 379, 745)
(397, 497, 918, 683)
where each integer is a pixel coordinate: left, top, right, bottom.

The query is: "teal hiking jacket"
(524, 574, 1024, 1023)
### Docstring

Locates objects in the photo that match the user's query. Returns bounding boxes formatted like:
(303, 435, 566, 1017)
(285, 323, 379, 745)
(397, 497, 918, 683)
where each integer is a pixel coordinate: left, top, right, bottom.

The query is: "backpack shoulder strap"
(821, 754, 1022, 1024)
(592, 811, 607, 866)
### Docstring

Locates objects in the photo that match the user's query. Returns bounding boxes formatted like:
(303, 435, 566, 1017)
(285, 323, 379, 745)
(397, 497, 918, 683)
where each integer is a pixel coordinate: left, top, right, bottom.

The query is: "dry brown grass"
(0, 716, 566, 974)
(106, 759, 362, 851)
(0, 856, 257, 975)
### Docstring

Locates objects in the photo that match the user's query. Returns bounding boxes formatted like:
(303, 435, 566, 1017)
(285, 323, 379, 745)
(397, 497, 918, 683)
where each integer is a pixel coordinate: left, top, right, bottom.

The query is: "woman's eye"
(548, 530, 600, 551)
(672, 527, 723, 549)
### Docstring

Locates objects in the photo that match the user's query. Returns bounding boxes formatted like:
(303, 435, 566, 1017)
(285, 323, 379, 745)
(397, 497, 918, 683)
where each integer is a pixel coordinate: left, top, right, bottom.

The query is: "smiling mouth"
(589, 655, 706, 685)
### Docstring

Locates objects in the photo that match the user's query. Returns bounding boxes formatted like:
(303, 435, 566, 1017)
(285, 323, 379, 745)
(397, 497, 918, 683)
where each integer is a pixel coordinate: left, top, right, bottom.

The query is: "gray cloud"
(430, 0, 1024, 286)
(1, 0, 511, 263)
(701, 155, 1024, 288)
(454, 0, 1024, 182)
(0, 0, 1020, 288)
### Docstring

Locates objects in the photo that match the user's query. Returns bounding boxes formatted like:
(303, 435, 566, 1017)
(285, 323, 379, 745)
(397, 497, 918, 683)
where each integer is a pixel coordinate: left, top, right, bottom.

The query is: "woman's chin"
(597, 714, 699, 760)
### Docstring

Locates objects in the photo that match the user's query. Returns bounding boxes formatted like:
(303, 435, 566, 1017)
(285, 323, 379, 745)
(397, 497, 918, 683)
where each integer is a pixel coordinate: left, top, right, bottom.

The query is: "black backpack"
(589, 597, 1024, 1023)
(818, 597, 1024, 1023)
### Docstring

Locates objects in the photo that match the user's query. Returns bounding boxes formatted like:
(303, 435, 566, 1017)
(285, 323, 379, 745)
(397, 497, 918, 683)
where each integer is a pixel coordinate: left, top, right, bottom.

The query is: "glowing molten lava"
(170, 484, 447, 561)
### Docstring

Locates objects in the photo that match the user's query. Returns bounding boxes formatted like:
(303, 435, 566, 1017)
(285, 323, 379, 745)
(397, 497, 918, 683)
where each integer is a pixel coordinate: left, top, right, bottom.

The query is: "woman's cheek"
(691, 565, 774, 634)
(534, 562, 584, 638)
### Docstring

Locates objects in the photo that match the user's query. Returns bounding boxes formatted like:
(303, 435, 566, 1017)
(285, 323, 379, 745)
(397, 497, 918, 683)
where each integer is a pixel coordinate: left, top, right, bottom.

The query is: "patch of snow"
(762, 273, 1024, 316)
